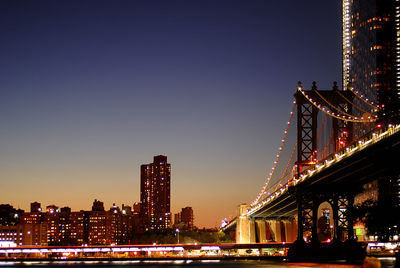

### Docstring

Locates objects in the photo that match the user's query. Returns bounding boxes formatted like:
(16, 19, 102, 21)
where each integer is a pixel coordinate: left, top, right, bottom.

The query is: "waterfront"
(0, 258, 396, 268)
(0, 1, 399, 267)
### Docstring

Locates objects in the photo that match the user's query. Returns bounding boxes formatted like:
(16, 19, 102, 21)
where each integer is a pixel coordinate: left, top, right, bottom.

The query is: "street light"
(176, 228, 180, 244)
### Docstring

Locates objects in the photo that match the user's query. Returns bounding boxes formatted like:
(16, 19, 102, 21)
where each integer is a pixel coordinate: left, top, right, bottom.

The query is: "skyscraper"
(342, 0, 400, 124)
(140, 155, 171, 231)
(343, 0, 400, 230)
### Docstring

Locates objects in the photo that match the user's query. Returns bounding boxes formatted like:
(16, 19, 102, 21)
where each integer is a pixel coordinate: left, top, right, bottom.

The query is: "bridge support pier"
(284, 220, 297, 242)
(250, 221, 256, 243)
(347, 194, 355, 241)
(268, 221, 281, 242)
(311, 196, 319, 245)
(253, 219, 297, 243)
(236, 204, 256, 243)
(255, 220, 267, 243)
(236, 205, 298, 244)
(288, 189, 364, 261)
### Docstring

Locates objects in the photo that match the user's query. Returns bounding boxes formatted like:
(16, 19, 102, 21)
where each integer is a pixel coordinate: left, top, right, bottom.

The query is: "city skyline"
(0, 1, 342, 228)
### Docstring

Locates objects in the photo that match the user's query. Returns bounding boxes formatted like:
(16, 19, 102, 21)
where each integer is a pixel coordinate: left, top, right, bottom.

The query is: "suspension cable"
(272, 140, 297, 193)
(322, 131, 334, 159)
(316, 113, 327, 146)
(314, 89, 355, 118)
(251, 101, 296, 207)
(297, 86, 377, 123)
(336, 89, 373, 115)
(348, 85, 379, 110)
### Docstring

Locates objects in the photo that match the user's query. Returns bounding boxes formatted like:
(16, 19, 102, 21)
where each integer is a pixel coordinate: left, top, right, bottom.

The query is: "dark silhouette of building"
(132, 202, 142, 233)
(60, 207, 71, 213)
(133, 202, 141, 214)
(30, 202, 41, 212)
(0, 204, 23, 226)
(174, 207, 194, 231)
(140, 155, 171, 231)
(91, 199, 105, 211)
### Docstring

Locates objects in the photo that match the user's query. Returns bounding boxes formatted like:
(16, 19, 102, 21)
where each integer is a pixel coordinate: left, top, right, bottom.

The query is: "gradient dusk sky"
(0, 1, 342, 227)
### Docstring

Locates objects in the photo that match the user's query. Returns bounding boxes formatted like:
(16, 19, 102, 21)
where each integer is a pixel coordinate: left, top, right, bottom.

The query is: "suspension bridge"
(221, 81, 400, 260)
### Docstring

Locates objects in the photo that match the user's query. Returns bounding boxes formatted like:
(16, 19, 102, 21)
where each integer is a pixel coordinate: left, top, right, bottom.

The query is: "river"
(0, 258, 396, 268)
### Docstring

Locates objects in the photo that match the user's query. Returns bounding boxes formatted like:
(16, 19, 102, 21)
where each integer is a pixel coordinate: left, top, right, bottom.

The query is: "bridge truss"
(241, 81, 400, 246)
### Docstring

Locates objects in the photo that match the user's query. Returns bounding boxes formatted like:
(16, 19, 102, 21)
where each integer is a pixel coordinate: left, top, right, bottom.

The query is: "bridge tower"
(294, 81, 354, 177)
(291, 82, 359, 252)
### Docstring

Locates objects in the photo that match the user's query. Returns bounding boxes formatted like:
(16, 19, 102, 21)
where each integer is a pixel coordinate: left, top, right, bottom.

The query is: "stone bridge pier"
(236, 204, 297, 243)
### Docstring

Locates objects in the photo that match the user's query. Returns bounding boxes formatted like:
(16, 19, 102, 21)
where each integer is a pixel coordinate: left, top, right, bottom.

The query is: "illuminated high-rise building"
(59, 210, 85, 246)
(343, 0, 400, 228)
(44, 210, 59, 244)
(140, 155, 171, 231)
(342, 0, 400, 124)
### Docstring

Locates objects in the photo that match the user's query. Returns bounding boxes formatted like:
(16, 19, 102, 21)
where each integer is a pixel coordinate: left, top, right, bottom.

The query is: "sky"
(0, 0, 342, 228)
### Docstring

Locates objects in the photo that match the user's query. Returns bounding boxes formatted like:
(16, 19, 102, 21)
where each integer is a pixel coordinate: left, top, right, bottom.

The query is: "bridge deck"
(247, 125, 400, 219)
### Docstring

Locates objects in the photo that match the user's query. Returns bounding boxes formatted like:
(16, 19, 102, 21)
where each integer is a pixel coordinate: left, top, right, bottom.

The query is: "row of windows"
(0, 232, 22, 236)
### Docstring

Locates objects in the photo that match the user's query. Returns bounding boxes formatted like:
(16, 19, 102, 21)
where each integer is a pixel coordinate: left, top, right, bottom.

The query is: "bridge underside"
(298, 129, 400, 194)
(250, 192, 296, 221)
(250, 128, 400, 221)
(224, 125, 400, 265)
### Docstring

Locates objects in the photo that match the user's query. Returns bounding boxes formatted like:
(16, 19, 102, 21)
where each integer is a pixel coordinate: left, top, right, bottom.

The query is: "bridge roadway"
(247, 124, 400, 220)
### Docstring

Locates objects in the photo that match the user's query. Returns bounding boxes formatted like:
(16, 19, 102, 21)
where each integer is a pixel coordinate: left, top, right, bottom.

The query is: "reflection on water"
(0, 258, 396, 268)
(0, 259, 364, 268)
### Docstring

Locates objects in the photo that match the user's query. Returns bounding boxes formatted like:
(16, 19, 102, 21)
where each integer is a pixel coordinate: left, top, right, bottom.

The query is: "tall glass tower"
(343, 1, 400, 233)
(342, 0, 400, 124)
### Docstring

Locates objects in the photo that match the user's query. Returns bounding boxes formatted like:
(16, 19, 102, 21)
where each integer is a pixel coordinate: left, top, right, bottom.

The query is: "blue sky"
(0, 0, 342, 227)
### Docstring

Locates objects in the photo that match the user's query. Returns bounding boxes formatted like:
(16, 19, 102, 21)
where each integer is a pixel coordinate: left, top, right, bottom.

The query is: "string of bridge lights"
(272, 112, 326, 193)
(336, 89, 373, 115)
(250, 91, 345, 208)
(272, 140, 297, 193)
(247, 84, 386, 213)
(291, 124, 399, 187)
(250, 101, 296, 207)
(297, 85, 377, 123)
(247, 123, 400, 216)
(314, 89, 356, 118)
(347, 85, 379, 110)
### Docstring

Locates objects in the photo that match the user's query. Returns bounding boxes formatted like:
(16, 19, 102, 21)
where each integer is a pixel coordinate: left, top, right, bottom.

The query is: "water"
(0, 259, 364, 268)
(0, 258, 396, 267)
